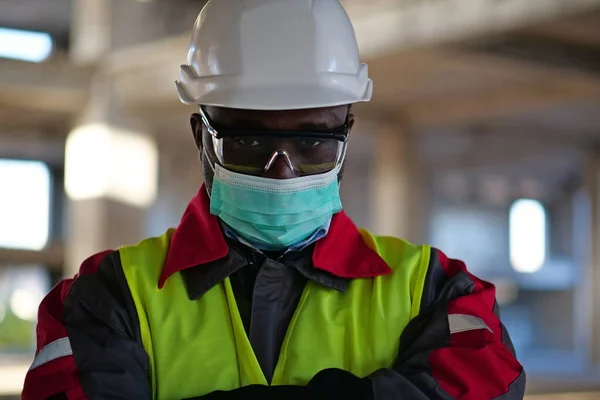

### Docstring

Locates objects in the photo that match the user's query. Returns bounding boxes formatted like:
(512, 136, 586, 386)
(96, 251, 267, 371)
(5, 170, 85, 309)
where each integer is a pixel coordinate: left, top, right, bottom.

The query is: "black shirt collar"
(181, 238, 348, 301)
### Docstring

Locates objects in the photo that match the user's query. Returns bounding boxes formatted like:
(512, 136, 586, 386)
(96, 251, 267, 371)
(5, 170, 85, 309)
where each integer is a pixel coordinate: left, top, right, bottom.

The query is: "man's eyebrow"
(217, 120, 338, 131)
(219, 118, 269, 129)
(297, 122, 335, 131)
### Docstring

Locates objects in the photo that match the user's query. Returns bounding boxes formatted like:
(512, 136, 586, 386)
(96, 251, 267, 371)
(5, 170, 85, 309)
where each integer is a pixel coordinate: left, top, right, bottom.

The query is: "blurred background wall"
(1, 0, 600, 397)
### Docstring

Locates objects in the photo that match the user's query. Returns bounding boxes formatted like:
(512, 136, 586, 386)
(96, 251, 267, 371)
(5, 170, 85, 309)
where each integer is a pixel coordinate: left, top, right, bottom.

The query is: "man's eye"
(302, 140, 322, 148)
(237, 139, 261, 147)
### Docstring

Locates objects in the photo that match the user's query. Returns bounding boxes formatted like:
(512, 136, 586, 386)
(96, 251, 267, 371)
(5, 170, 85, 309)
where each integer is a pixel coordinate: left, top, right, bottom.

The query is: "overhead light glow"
(65, 124, 159, 208)
(509, 199, 546, 273)
(10, 288, 44, 321)
(0, 27, 53, 63)
(5, 267, 50, 322)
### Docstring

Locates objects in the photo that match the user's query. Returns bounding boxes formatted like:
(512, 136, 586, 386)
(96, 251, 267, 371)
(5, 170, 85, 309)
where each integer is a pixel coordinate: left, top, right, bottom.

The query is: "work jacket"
(22, 187, 525, 400)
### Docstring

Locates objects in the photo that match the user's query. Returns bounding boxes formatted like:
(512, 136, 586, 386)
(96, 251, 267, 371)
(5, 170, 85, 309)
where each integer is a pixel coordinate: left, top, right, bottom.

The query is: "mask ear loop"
(201, 147, 216, 174)
(333, 140, 348, 189)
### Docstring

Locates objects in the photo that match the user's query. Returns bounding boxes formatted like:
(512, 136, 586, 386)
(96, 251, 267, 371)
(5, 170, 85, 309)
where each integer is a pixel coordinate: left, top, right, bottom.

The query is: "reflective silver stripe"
(29, 337, 73, 370)
(448, 314, 493, 334)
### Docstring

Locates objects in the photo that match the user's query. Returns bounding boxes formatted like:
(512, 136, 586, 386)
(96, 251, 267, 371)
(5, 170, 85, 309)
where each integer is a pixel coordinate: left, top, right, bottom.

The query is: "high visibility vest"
(120, 229, 430, 400)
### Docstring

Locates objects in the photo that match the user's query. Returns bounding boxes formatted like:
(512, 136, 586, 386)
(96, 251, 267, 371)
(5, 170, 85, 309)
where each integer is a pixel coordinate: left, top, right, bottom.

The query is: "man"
(23, 0, 525, 399)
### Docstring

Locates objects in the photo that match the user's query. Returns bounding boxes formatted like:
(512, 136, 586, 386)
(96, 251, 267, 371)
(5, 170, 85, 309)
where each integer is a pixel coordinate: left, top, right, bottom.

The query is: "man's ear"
(190, 113, 204, 151)
(347, 112, 355, 137)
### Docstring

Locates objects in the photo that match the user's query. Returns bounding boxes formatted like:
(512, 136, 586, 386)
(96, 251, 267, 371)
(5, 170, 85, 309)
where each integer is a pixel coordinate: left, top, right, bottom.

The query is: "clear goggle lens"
(216, 135, 344, 176)
(200, 107, 349, 177)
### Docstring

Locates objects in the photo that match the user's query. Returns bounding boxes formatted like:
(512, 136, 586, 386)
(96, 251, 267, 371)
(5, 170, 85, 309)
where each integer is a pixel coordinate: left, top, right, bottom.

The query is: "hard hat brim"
(175, 81, 373, 111)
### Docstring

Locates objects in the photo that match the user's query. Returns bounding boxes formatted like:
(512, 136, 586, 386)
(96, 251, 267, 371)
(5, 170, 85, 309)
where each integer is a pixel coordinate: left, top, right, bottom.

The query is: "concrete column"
(65, 199, 147, 275)
(583, 149, 600, 364)
(369, 123, 426, 243)
(64, 1, 160, 276)
(70, 0, 113, 64)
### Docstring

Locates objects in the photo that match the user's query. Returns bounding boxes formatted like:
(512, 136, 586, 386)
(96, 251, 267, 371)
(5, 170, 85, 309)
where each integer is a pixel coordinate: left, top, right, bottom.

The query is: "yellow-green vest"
(120, 228, 430, 400)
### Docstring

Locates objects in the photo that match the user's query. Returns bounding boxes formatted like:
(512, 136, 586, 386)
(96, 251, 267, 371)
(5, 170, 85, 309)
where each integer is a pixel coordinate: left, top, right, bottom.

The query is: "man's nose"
(262, 156, 296, 179)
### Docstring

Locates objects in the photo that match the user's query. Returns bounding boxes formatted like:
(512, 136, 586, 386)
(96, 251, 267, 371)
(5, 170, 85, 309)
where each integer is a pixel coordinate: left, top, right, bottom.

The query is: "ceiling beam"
(0, 133, 65, 165)
(0, 56, 90, 114)
(400, 77, 600, 129)
(0, 245, 64, 271)
(346, 0, 600, 58)
(462, 35, 600, 75)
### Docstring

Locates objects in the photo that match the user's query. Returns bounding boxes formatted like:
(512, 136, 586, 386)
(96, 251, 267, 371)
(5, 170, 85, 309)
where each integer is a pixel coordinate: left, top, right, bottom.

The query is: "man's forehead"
(205, 105, 349, 130)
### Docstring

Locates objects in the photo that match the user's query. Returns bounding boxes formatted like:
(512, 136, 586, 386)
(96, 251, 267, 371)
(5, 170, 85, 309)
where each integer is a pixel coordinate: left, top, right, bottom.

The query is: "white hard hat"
(175, 0, 372, 110)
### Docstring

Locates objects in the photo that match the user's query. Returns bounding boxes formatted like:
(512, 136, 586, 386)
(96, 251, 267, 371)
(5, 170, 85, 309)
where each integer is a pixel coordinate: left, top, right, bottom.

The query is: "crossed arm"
(23, 249, 524, 400)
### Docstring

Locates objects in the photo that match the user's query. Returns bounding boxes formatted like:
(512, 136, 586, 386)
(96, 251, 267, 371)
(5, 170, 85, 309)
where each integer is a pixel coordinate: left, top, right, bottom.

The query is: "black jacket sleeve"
(22, 251, 150, 400)
(366, 248, 526, 399)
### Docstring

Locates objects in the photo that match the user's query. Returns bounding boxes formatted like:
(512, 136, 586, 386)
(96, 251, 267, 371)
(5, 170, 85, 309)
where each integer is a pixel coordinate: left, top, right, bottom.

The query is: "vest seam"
(410, 245, 431, 321)
(272, 283, 313, 385)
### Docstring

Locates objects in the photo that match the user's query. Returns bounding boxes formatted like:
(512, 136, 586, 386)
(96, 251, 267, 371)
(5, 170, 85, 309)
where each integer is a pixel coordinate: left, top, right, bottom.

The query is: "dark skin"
(190, 105, 354, 194)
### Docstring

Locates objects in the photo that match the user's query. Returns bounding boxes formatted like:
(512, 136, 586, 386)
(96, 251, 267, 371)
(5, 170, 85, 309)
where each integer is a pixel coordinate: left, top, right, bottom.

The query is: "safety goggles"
(199, 107, 350, 177)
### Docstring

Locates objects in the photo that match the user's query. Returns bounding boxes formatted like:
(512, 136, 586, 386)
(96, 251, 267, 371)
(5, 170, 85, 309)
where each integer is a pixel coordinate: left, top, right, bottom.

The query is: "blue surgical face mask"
(209, 163, 343, 251)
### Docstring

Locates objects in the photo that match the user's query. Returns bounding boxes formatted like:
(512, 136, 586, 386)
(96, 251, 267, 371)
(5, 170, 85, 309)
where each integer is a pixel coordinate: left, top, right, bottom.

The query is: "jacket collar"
(180, 237, 350, 300)
(159, 185, 391, 288)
